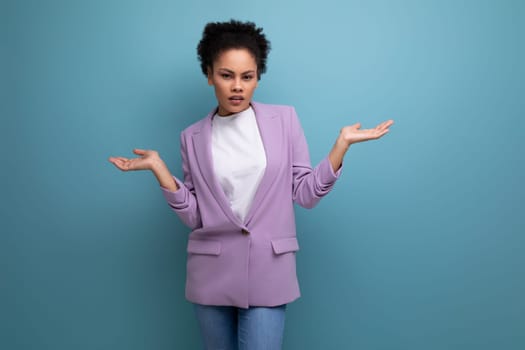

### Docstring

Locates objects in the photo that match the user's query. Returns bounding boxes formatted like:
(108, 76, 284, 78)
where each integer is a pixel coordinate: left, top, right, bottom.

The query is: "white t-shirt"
(211, 106, 267, 222)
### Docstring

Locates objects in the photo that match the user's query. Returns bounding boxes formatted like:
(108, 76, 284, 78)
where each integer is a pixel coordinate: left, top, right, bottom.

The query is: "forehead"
(213, 48, 257, 70)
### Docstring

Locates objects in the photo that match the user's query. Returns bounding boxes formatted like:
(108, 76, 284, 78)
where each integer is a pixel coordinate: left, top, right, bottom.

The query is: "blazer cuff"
(319, 157, 342, 186)
(160, 176, 187, 205)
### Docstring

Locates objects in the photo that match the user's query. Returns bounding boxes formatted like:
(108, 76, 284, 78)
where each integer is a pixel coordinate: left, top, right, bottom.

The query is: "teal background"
(2, 0, 524, 349)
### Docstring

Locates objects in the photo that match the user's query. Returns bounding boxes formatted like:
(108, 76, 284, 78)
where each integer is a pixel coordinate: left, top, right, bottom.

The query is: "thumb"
(353, 122, 362, 129)
(133, 148, 146, 155)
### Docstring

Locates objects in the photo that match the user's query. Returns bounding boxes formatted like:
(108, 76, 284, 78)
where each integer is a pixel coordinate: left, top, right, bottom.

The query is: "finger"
(133, 149, 147, 155)
(110, 160, 128, 171)
(377, 128, 390, 138)
(380, 120, 394, 129)
(366, 128, 387, 139)
(112, 157, 130, 163)
(108, 156, 127, 161)
(384, 119, 394, 128)
(108, 157, 124, 165)
(376, 120, 392, 130)
(376, 121, 388, 129)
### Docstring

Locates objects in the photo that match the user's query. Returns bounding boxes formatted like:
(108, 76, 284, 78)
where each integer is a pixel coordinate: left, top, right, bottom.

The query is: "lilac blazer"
(161, 101, 341, 308)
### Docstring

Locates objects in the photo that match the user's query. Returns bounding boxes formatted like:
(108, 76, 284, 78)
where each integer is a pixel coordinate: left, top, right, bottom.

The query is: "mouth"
(229, 96, 244, 101)
(228, 96, 244, 106)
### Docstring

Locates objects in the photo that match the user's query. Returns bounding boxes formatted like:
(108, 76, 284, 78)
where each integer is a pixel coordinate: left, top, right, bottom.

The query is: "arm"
(159, 134, 202, 229)
(290, 108, 341, 208)
(108, 139, 202, 229)
(290, 108, 394, 208)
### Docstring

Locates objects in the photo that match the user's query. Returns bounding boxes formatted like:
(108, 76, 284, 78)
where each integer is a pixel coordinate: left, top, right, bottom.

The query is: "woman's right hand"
(108, 149, 179, 191)
(108, 148, 162, 172)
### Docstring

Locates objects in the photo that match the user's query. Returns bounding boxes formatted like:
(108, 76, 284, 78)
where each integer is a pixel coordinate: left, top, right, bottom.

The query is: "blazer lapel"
(244, 102, 283, 225)
(191, 109, 243, 226)
(191, 102, 284, 227)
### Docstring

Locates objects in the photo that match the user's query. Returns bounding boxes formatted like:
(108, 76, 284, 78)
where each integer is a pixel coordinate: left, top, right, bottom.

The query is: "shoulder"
(251, 102, 301, 130)
(252, 101, 303, 130)
(182, 118, 207, 134)
(180, 108, 216, 137)
(251, 101, 296, 116)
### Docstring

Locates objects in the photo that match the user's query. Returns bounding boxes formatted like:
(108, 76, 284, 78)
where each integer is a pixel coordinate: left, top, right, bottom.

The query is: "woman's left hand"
(339, 119, 394, 147)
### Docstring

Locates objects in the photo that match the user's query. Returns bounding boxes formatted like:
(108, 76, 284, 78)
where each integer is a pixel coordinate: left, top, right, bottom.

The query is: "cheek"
(215, 84, 228, 97)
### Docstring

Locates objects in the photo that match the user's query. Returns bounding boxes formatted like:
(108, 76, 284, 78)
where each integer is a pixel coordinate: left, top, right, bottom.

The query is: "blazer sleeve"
(160, 131, 202, 229)
(290, 107, 342, 209)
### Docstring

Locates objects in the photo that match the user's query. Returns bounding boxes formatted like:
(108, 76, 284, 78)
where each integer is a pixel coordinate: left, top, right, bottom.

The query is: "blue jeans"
(193, 303, 287, 350)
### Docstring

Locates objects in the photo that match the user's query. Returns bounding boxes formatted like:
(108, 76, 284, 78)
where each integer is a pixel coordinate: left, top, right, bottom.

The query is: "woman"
(109, 19, 393, 350)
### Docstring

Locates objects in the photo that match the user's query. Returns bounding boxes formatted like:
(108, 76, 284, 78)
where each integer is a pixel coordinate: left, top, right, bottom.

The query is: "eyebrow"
(217, 68, 256, 75)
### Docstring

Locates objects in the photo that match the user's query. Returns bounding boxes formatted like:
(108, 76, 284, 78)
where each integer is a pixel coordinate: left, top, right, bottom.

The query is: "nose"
(231, 78, 243, 92)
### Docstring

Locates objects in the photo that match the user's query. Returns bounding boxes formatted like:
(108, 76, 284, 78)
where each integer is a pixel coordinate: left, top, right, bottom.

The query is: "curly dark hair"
(197, 19, 271, 80)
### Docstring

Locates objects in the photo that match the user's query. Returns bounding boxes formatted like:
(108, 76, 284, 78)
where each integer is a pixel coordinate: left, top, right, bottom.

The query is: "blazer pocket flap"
(187, 240, 221, 255)
(271, 237, 299, 254)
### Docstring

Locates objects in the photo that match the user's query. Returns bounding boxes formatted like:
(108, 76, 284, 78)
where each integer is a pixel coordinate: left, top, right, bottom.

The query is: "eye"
(220, 73, 231, 79)
(242, 75, 254, 81)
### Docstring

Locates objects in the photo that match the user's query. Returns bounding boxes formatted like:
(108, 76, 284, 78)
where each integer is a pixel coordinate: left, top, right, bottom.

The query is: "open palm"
(108, 149, 160, 171)
(341, 120, 394, 145)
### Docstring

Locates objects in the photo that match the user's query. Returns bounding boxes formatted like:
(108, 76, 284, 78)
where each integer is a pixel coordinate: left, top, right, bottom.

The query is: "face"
(207, 48, 258, 116)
